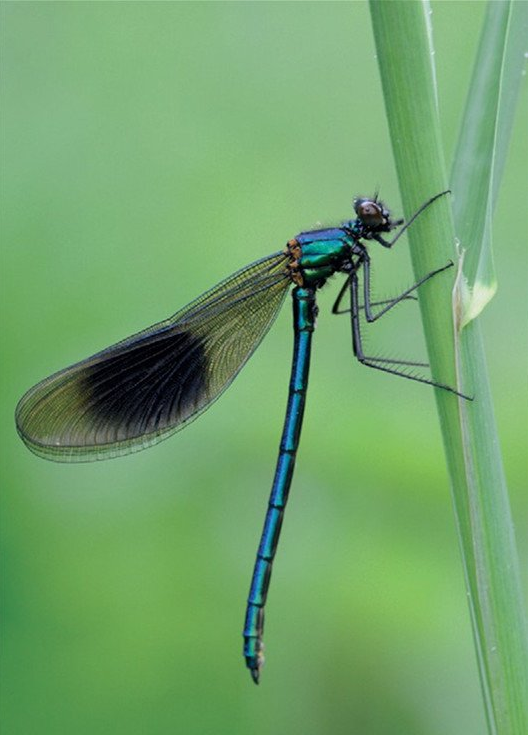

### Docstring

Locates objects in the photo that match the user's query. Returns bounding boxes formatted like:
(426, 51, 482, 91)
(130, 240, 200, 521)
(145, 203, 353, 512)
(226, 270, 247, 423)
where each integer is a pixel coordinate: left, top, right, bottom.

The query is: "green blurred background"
(2, 3, 526, 734)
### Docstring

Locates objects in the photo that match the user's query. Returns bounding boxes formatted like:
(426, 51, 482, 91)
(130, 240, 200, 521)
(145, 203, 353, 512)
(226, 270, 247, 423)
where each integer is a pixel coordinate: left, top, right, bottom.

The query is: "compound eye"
(354, 199, 384, 227)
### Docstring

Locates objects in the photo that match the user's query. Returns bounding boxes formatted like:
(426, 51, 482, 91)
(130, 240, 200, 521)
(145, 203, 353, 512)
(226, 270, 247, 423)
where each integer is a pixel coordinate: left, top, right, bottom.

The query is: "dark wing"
(16, 252, 290, 462)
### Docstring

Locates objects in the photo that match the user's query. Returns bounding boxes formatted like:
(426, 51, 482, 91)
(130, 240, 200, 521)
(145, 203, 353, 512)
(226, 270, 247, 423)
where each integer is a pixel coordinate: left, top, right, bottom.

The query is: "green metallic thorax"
(289, 233, 352, 287)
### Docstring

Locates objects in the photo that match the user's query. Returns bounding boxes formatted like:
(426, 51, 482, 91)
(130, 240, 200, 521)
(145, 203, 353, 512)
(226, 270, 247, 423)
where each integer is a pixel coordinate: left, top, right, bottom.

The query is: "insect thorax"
(285, 231, 352, 288)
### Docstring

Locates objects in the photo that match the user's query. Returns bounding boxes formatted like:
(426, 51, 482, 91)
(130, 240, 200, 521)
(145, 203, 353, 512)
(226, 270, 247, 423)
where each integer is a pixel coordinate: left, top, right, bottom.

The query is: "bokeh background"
(2, 3, 526, 734)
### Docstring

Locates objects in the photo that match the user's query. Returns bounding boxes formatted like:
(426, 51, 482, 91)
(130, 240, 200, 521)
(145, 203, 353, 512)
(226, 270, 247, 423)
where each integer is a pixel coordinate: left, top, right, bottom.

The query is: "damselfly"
(16, 191, 466, 683)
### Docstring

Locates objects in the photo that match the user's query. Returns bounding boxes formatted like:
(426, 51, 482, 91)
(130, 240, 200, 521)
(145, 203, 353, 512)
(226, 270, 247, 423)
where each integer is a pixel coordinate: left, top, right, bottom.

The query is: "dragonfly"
(16, 190, 467, 684)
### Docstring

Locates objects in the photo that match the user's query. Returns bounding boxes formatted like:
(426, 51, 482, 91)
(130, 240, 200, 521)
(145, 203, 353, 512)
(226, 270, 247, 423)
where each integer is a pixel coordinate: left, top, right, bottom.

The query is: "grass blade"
(369, 2, 528, 733)
(451, 1, 528, 325)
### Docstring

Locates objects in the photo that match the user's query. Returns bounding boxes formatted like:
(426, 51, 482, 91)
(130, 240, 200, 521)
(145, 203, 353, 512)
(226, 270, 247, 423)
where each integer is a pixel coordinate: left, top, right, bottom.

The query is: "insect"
(16, 191, 466, 683)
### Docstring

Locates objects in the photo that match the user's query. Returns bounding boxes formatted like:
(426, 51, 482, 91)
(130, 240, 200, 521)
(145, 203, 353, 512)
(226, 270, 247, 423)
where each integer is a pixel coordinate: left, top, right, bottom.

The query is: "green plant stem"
(369, 2, 528, 733)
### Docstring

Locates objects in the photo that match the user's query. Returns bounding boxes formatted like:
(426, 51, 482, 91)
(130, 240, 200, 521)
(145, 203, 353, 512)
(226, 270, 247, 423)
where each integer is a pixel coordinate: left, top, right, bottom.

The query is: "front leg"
(373, 190, 450, 249)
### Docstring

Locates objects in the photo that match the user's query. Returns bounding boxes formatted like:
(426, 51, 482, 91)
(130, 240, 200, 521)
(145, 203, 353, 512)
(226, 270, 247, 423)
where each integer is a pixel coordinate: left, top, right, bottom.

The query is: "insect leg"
(362, 255, 454, 323)
(349, 271, 471, 397)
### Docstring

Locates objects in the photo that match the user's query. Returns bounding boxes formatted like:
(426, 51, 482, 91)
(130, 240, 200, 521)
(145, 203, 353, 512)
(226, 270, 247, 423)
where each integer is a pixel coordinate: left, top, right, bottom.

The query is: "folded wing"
(16, 252, 290, 461)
